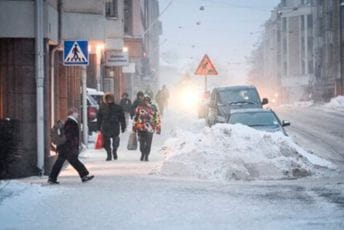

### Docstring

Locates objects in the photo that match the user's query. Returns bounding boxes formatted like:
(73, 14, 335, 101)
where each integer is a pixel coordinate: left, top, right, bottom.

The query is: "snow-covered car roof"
(87, 88, 104, 96)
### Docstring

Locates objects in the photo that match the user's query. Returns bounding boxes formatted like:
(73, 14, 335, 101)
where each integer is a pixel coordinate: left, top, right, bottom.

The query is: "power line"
(143, 0, 174, 36)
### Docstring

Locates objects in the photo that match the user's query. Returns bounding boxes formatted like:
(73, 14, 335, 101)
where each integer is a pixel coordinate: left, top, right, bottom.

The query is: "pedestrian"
(155, 85, 169, 116)
(161, 84, 170, 108)
(119, 92, 132, 125)
(155, 89, 165, 116)
(130, 91, 144, 119)
(97, 93, 126, 161)
(144, 87, 154, 99)
(133, 94, 161, 161)
(48, 107, 94, 184)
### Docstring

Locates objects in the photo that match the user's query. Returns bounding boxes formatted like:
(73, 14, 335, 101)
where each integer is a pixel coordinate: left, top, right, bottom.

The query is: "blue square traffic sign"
(63, 40, 89, 66)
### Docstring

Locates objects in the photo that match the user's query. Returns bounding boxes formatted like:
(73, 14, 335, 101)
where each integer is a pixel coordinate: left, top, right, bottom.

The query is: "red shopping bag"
(95, 132, 104, 149)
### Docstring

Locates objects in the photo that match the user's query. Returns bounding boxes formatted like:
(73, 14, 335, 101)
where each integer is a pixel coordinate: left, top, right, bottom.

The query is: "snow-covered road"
(275, 103, 344, 166)
(1, 104, 344, 229)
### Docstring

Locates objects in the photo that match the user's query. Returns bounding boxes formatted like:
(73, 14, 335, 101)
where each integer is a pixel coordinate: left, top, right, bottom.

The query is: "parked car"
(227, 108, 290, 136)
(87, 94, 99, 134)
(207, 85, 268, 126)
(87, 88, 104, 105)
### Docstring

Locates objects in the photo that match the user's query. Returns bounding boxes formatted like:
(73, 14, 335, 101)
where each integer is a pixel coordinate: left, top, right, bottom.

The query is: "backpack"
(51, 120, 66, 146)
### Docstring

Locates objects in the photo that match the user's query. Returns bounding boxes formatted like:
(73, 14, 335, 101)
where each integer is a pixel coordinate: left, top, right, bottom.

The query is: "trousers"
(138, 131, 153, 160)
(49, 149, 89, 180)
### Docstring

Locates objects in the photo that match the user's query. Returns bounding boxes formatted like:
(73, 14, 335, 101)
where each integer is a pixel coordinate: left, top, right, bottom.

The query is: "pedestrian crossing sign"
(63, 40, 89, 66)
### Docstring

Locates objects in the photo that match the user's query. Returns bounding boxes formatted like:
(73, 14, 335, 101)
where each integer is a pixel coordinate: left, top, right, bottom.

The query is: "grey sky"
(159, 0, 280, 79)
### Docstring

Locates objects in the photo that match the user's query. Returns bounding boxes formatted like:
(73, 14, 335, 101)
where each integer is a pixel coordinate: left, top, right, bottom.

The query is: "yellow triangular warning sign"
(195, 54, 218, 76)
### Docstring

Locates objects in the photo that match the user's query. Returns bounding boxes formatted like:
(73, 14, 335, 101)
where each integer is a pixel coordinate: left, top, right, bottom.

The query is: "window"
(282, 18, 287, 32)
(124, 0, 133, 35)
(281, 0, 286, 7)
(106, 0, 118, 19)
(301, 15, 305, 31)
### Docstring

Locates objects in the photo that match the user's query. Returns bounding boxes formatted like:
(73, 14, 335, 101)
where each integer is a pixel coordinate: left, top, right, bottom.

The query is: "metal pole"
(339, 0, 344, 95)
(82, 66, 88, 147)
(35, 0, 45, 175)
(204, 75, 208, 92)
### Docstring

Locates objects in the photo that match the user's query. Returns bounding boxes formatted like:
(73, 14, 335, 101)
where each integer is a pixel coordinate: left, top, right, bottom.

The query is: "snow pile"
(324, 96, 344, 110)
(0, 180, 59, 204)
(158, 124, 334, 181)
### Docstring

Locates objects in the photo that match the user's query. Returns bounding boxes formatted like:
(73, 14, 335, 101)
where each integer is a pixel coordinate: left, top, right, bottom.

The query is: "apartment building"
(0, 0, 125, 178)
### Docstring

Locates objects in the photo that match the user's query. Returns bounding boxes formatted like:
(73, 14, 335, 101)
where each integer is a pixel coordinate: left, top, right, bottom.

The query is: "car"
(227, 108, 290, 136)
(87, 88, 104, 105)
(87, 94, 99, 134)
(207, 85, 268, 126)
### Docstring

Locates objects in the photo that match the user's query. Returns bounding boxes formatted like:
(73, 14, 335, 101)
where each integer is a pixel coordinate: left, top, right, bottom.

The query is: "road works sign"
(195, 54, 218, 75)
(63, 40, 89, 66)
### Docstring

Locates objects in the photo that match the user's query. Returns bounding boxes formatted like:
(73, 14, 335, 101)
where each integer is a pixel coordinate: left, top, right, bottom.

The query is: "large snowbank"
(158, 123, 334, 181)
(324, 96, 344, 109)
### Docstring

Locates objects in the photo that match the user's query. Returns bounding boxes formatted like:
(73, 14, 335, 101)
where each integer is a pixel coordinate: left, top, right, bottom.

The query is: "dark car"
(207, 85, 268, 126)
(227, 108, 290, 136)
(87, 95, 99, 134)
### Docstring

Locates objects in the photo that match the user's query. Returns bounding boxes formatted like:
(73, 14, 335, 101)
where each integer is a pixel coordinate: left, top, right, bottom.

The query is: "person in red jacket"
(48, 108, 94, 184)
(132, 95, 161, 161)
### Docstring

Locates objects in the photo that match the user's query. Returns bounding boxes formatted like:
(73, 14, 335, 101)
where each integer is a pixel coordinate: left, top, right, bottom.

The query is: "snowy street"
(275, 102, 344, 167)
(1, 105, 344, 229)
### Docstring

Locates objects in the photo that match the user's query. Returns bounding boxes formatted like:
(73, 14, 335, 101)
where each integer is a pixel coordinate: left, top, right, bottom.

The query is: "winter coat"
(133, 102, 161, 134)
(58, 117, 79, 155)
(97, 102, 126, 137)
(155, 88, 169, 105)
(119, 98, 132, 113)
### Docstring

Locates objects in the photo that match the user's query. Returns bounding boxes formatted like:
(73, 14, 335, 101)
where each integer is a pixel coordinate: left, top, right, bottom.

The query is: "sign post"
(194, 54, 218, 92)
(63, 40, 89, 147)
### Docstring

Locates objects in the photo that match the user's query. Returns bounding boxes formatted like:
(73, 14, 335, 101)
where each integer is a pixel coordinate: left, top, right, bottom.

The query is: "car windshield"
(87, 95, 98, 106)
(218, 88, 260, 105)
(229, 111, 280, 127)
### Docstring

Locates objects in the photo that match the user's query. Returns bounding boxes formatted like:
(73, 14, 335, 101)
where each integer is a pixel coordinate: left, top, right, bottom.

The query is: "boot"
(81, 175, 94, 183)
(113, 151, 118, 160)
(144, 154, 149, 162)
(140, 153, 144, 161)
(106, 152, 111, 161)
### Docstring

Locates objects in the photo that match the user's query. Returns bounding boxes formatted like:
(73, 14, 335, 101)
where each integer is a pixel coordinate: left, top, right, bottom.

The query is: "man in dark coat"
(119, 92, 132, 125)
(130, 91, 144, 119)
(97, 93, 126, 161)
(48, 108, 94, 184)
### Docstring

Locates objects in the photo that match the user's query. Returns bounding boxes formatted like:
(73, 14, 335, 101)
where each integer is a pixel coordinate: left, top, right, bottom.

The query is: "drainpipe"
(50, 0, 63, 126)
(35, 0, 45, 175)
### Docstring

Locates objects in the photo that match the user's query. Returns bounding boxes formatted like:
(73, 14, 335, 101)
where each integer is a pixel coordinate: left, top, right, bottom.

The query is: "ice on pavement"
(158, 122, 335, 181)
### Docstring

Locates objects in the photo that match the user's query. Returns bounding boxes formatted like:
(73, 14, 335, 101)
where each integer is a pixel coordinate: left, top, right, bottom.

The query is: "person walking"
(155, 85, 169, 116)
(133, 94, 161, 161)
(161, 84, 170, 108)
(119, 92, 132, 125)
(97, 93, 126, 161)
(155, 89, 165, 116)
(130, 91, 144, 119)
(48, 108, 94, 184)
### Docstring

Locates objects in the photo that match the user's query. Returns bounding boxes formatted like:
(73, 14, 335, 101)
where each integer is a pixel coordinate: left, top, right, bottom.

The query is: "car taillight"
(88, 107, 97, 120)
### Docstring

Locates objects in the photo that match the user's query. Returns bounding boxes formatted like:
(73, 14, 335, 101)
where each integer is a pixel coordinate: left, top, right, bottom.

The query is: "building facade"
(251, 0, 344, 103)
(0, 0, 161, 178)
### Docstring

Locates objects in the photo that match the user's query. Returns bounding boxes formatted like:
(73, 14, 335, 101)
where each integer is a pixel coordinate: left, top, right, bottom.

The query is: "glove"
(156, 130, 161, 135)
